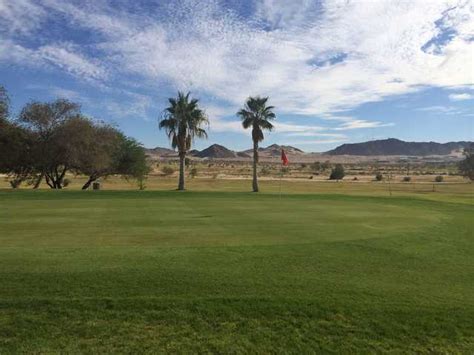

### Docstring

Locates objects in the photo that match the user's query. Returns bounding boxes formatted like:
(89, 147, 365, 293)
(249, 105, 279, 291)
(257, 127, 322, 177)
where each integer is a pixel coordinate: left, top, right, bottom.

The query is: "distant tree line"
(0, 86, 149, 189)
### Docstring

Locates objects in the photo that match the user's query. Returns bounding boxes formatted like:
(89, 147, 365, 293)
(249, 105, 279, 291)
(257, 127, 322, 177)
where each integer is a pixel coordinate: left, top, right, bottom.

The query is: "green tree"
(329, 164, 345, 180)
(75, 122, 123, 190)
(159, 92, 208, 190)
(459, 144, 474, 181)
(0, 120, 37, 188)
(0, 87, 37, 187)
(0, 85, 9, 122)
(115, 136, 150, 184)
(18, 99, 82, 188)
(237, 96, 276, 192)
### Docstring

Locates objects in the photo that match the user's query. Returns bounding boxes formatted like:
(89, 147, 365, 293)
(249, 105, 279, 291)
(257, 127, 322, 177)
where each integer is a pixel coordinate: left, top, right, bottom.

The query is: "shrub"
(459, 144, 474, 180)
(311, 161, 321, 172)
(375, 173, 383, 181)
(161, 166, 175, 176)
(189, 167, 198, 178)
(435, 175, 443, 182)
(403, 176, 411, 182)
(329, 164, 345, 180)
(62, 178, 71, 187)
(260, 166, 270, 176)
(137, 177, 146, 190)
(321, 161, 331, 171)
(9, 179, 22, 189)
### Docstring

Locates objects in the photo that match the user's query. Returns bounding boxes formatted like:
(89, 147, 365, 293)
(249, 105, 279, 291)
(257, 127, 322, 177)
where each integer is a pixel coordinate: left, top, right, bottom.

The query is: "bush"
(375, 173, 383, 181)
(311, 161, 321, 172)
(459, 144, 474, 180)
(321, 161, 331, 171)
(261, 166, 271, 176)
(9, 179, 22, 189)
(189, 167, 198, 178)
(62, 178, 71, 187)
(161, 166, 175, 176)
(403, 176, 411, 182)
(435, 175, 443, 182)
(137, 177, 146, 190)
(329, 164, 345, 180)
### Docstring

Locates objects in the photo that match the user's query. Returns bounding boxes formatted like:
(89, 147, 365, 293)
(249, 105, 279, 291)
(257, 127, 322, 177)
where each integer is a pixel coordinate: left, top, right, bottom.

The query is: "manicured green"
(0, 188, 473, 353)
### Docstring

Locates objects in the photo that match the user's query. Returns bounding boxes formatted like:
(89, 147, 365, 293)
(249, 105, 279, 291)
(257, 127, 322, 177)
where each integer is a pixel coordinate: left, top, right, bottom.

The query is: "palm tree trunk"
(178, 151, 186, 190)
(252, 140, 259, 192)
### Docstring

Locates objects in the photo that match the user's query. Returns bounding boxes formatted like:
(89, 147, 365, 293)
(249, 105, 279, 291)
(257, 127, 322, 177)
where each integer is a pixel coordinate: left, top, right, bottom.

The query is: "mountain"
(195, 144, 237, 158)
(243, 144, 304, 156)
(327, 138, 471, 156)
(236, 151, 251, 158)
(188, 149, 200, 156)
(145, 147, 175, 156)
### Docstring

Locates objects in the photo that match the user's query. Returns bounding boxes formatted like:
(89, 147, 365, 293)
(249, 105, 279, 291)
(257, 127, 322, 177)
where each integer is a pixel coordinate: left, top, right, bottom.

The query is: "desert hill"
(326, 138, 471, 156)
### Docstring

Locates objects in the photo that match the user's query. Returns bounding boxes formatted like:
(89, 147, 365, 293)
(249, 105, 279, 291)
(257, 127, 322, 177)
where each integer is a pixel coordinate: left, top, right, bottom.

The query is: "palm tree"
(237, 96, 275, 192)
(159, 92, 208, 190)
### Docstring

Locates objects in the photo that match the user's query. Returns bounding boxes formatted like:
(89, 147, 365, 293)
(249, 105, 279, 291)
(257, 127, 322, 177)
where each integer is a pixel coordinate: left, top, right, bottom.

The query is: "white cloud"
(101, 92, 154, 119)
(334, 120, 394, 130)
(284, 132, 346, 138)
(416, 105, 465, 115)
(449, 93, 473, 101)
(283, 138, 348, 145)
(38, 44, 107, 81)
(0, 0, 45, 34)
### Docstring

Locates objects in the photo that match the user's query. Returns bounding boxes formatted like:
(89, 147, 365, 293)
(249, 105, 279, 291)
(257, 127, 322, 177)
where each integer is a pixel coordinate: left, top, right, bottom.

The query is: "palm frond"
(238, 96, 276, 141)
(159, 91, 208, 152)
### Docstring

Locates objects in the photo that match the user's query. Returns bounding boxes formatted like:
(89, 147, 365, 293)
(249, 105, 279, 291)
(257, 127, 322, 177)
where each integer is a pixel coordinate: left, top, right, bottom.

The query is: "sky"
(0, 0, 473, 152)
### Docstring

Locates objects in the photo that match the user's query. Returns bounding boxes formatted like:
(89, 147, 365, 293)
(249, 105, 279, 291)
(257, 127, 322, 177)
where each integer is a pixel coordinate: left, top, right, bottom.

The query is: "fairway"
(1, 187, 473, 352)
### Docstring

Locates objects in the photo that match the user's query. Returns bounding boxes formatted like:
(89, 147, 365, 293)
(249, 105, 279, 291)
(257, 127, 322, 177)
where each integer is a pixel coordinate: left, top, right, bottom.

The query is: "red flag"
(281, 149, 289, 166)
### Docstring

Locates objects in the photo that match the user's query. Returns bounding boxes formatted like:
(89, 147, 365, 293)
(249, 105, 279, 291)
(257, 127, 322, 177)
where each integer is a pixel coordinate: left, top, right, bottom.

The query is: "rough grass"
(0, 185, 473, 353)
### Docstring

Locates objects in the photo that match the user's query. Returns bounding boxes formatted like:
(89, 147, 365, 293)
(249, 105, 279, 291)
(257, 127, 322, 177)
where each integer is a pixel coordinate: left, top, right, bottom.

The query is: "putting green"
(0, 190, 473, 352)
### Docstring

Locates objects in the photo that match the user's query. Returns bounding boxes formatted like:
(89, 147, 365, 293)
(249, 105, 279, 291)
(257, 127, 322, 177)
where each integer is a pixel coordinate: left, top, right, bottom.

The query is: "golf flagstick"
(279, 165, 283, 199)
(280, 149, 289, 198)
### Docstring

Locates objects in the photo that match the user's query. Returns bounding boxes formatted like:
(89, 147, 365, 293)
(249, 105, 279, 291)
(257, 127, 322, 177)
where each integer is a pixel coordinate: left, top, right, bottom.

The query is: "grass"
(0, 182, 473, 352)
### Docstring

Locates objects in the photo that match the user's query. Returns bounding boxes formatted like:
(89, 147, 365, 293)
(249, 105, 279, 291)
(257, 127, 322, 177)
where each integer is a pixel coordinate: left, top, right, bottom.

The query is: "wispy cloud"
(416, 105, 466, 115)
(283, 138, 348, 145)
(334, 120, 394, 130)
(1, 0, 473, 133)
(449, 93, 473, 101)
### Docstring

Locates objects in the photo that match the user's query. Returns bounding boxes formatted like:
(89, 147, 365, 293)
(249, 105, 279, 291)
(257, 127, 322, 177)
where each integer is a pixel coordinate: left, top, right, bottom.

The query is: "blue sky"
(0, 0, 473, 151)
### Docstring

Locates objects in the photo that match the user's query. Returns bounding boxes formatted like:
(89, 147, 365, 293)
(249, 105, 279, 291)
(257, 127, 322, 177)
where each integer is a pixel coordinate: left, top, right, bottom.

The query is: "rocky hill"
(145, 147, 175, 157)
(195, 144, 237, 158)
(242, 144, 304, 157)
(327, 138, 471, 156)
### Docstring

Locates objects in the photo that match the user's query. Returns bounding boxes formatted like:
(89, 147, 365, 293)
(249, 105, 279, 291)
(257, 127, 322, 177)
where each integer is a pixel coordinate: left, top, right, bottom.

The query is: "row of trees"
(160, 93, 275, 192)
(0, 86, 148, 189)
(2, 85, 472, 192)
